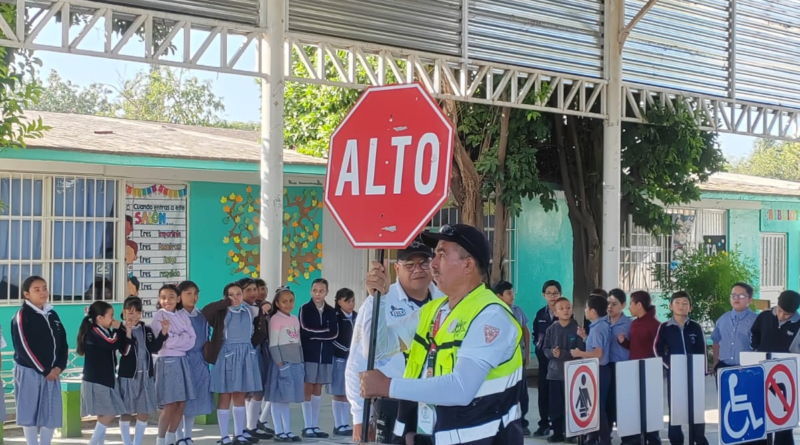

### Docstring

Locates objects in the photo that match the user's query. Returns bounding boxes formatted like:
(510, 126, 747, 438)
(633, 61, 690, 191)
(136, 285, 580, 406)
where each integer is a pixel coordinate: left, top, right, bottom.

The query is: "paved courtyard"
(2, 376, 798, 444)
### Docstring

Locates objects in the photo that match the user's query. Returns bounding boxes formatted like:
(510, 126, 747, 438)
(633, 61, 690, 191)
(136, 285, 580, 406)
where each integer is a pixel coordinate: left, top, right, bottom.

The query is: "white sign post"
(669, 354, 706, 426)
(565, 358, 600, 437)
(616, 358, 665, 438)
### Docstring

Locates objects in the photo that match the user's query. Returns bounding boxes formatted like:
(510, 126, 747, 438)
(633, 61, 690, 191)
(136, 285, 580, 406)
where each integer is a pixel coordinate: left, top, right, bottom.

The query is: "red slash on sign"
(766, 363, 796, 426)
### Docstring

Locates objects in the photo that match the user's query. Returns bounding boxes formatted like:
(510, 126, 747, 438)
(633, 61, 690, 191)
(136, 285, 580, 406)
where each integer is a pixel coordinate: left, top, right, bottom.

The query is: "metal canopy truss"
(1, 0, 800, 140)
(285, 33, 607, 119)
(622, 84, 800, 139)
(0, 0, 269, 78)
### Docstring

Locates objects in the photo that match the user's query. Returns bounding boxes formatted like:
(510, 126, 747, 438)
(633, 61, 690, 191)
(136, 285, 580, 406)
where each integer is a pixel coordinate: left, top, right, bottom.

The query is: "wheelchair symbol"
(724, 373, 764, 439)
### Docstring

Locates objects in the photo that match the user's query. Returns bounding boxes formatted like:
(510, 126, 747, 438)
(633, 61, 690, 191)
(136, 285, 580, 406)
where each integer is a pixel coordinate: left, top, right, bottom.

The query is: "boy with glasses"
(532, 280, 563, 437)
(711, 283, 756, 374)
(493, 280, 532, 435)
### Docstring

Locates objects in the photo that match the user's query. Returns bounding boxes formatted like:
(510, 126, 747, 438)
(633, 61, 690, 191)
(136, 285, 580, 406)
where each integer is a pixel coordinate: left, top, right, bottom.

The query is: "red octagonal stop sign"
(324, 83, 454, 249)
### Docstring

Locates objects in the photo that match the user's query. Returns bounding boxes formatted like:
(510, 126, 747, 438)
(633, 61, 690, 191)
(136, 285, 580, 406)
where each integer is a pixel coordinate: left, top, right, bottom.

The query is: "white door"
(760, 233, 787, 306)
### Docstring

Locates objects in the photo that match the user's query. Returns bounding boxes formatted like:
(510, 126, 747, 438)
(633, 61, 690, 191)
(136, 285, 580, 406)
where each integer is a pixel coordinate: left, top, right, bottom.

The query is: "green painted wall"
(189, 182, 324, 312)
(514, 196, 574, 322)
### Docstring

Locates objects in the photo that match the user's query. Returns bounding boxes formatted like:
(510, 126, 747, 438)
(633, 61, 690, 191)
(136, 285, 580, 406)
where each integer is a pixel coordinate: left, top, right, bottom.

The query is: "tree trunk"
(553, 115, 602, 320)
(440, 94, 484, 231)
(490, 106, 511, 283)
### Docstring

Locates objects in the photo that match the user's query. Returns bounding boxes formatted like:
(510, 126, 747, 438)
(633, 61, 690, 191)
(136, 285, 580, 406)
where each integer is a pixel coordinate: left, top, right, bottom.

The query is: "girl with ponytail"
(77, 301, 129, 445)
(330, 288, 356, 435)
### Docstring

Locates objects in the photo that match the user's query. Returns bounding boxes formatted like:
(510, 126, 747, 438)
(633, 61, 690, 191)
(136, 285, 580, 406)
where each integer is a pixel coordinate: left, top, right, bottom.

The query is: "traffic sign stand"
(324, 82, 455, 441)
(639, 360, 647, 445)
(565, 359, 600, 438)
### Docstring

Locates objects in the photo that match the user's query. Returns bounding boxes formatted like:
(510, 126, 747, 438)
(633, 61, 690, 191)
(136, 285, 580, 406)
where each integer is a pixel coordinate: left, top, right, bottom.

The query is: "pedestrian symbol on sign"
(577, 375, 592, 419)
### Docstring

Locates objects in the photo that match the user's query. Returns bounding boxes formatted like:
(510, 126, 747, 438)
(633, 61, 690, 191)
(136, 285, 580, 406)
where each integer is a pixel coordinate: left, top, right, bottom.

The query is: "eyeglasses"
(439, 224, 479, 255)
(545, 292, 561, 297)
(730, 293, 750, 300)
(398, 259, 432, 271)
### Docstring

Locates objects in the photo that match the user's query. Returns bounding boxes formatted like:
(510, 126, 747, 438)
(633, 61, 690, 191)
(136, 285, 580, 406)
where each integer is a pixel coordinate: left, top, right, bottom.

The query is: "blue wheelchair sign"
(719, 366, 767, 444)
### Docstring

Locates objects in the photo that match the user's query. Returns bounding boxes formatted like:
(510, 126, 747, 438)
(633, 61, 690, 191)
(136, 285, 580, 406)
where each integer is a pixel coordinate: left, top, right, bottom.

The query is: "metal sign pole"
(639, 359, 647, 444)
(361, 249, 386, 442)
(687, 354, 695, 445)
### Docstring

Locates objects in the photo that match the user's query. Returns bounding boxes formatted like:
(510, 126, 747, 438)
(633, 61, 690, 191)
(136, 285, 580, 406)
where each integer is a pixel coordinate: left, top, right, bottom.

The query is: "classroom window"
(619, 208, 728, 292)
(0, 173, 121, 303)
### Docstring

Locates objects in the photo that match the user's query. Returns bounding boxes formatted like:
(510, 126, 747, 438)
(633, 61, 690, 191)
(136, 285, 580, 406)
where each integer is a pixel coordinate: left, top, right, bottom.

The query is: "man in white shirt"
(345, 238, 443, 442)
(360, 224, 524, 445)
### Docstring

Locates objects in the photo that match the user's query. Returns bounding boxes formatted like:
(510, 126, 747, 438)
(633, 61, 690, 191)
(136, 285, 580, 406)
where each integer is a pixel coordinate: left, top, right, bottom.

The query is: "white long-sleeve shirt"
(344, 281, 442, 421)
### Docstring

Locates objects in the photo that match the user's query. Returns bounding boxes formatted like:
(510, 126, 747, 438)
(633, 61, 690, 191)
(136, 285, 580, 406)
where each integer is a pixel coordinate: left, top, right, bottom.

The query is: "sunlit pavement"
(3, 376, 799, 444)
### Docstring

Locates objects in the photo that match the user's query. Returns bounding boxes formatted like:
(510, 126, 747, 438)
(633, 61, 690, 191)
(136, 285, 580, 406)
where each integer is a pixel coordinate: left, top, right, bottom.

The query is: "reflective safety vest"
(403, 284, 524, 445)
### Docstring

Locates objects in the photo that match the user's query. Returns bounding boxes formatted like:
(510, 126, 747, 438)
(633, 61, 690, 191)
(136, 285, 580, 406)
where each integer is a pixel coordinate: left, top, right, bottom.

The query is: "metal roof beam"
(0, 0, 269, 78)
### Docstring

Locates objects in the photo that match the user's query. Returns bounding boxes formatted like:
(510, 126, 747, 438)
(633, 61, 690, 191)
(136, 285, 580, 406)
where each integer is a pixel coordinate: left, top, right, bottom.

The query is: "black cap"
(421, 223, 490, 272)
(778, 290, 800, 314)
(398, 237, 434, 261)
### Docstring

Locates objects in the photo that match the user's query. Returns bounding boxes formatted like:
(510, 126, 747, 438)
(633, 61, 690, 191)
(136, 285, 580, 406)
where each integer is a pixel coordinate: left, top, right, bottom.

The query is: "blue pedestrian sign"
(719, 365, 767, 444)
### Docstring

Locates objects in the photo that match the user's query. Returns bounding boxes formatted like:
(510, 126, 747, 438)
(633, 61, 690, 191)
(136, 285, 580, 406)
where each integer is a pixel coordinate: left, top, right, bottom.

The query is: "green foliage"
(653, 248, 759, 327)
(32, 70, 115, 115)
(33, 66, 227, 126)
(621, 100, 726, 235)
(115, 67, 224, 125)
(281, 49, 404, 158)
(729, 138, 800, 182)
(473, 105, 556, 217)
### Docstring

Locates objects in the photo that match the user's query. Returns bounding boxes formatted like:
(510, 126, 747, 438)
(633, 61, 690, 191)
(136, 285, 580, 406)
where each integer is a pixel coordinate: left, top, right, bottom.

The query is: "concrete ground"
(3, 376, 799, 444)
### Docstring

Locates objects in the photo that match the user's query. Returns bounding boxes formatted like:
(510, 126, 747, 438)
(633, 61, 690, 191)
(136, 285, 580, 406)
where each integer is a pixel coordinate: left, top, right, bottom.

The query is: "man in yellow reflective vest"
(360, 223, 525, 445)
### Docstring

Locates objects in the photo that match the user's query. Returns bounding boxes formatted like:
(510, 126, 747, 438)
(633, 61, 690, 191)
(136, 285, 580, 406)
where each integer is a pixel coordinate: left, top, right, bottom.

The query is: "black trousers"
(548, 379, 566, 437)
(537, 356, 551, 430)
(374, 398, 401, 444)
(520, 368, 530, 428)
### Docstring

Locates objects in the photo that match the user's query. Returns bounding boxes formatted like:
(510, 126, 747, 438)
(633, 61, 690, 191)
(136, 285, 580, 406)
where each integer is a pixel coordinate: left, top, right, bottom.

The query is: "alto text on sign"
(324, 83, 454, 249)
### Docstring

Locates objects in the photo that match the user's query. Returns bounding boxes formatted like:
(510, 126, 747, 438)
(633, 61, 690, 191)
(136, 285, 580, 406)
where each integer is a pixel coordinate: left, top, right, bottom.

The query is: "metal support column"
(602, 0, 623, 289)
(259, 0, 285, 289)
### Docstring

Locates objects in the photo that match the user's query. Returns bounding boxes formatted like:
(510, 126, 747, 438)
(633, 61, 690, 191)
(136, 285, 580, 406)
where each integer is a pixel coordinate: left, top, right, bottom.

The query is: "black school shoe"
(233, 436, 252, 445)
(534, 427, 551, 437)
(248, 427, 273, 440)
(547, 434, 565, 443)
(286, 432, 302, 442)
(333, 425, 352, 436)
(241, 431, 259, 443)
(300, 428, 317, 438)
(257, 422, 275, 436)
(274, 433, 291, 442)
(311, 428, 328, 438)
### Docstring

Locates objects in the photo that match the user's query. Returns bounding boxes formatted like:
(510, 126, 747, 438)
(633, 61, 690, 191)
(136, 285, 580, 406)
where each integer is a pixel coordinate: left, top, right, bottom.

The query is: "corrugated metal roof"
(623, 0, 731, 97)
(94, 0, 261, 26)
(735, 0, 800, 107)
(701, 172, 800, 197)
(468, 0, 604, 78)
(289, 0, 463, 55)
(16, 111, 326, 166)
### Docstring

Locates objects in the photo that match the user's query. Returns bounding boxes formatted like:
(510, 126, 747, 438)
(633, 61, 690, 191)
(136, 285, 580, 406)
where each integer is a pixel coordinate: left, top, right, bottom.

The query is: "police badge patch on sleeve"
(484, 325, 500, 344)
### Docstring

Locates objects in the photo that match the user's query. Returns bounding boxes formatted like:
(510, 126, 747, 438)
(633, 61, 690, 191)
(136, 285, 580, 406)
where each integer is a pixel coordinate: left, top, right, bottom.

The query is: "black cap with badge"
(420, 223, 491, 272)
(398, 236, 434, 261)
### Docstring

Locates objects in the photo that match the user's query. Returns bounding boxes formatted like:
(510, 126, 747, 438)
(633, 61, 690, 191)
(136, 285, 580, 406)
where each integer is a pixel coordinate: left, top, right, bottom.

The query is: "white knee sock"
(302, 401, 313, 429)
(23, 426, 39, 445)
(280, 404, 291, 434)
(233, 405, 246, 437)
(341, 400, 352, 426)
(134, 420, 148, 445)
(331, 401, 343, 427)
(165, 431, 176, 445)
(181, 416, 195, 439)
(311, 395, 322, 428)
(88, 423, 107, 445)
(120, 420, 132, 445)
(246, 400, 260, 430)
(218, 409, 230, 438)
(40, 427, 54, 445)
(271, 402, 288, 434)
(259, 401, 272, 425)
